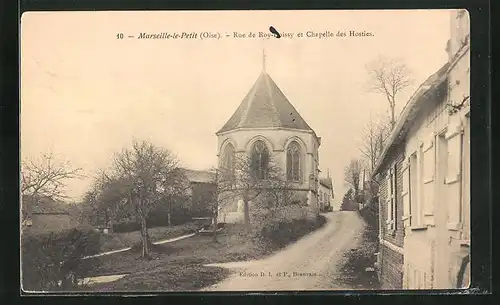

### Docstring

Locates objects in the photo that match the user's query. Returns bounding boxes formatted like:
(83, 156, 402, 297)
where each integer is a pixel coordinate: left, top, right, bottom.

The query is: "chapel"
(215, 51, 321, 222)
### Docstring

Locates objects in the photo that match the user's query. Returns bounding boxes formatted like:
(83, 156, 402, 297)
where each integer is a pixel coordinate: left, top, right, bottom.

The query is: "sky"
(20, 10, 452, 205)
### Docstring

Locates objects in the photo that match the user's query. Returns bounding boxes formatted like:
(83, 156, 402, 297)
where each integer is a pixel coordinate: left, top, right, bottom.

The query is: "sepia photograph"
(20, 9, 470, 292)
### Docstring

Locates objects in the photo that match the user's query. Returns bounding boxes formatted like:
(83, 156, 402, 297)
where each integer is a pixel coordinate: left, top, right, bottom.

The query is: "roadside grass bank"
(337, 213, 380, 290)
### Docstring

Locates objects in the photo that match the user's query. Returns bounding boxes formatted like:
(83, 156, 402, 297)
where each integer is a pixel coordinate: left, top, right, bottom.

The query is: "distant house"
(372, 9, 470, 290)
(178, 168, 217, 218)
(318, 173, 334, 211)
(22, 195, 73, 234)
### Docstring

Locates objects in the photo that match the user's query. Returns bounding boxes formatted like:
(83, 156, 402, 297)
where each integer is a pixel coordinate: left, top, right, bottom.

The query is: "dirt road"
(203, 211, 367, 291)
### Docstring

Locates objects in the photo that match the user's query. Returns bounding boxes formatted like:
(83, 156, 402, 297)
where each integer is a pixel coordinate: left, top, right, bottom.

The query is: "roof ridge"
(263, 72, 282, 127)
(238, 73, 262, 129)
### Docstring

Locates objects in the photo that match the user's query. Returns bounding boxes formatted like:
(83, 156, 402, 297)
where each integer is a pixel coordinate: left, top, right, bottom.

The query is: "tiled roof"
(179, 168, 215, 184)
(217, 71, 314, 134)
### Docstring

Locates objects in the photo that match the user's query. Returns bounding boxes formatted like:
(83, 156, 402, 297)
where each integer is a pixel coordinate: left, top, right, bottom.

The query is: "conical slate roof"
(217, 71, 314, 134)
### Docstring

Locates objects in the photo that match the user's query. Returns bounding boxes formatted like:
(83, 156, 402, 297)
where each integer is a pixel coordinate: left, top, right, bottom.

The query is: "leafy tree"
(81, 172, 132, 228)
(340, 188, 354, 211)
(95, 139, 182, 259)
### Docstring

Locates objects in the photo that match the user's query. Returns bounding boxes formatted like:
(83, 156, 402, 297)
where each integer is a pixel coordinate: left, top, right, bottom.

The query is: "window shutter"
(445, 123, 463, 228)
(402, 158, 411, 227)
(386, 170, 392, 228)
(415, 146, 424, 226)
(422, 134, 436, 225)
(462, 117, 470, 241)
(392, 163, 397, 230)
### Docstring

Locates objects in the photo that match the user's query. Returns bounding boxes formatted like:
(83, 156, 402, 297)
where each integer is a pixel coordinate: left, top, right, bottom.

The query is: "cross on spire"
(262, 48, 267, 72)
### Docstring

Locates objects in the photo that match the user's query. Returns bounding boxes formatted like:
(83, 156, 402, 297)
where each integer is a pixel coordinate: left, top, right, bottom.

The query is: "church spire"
(262, 48, 267, 73)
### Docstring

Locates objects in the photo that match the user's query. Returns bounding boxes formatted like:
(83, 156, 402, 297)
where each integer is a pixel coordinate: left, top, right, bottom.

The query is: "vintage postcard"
(20, 9, 470, 292)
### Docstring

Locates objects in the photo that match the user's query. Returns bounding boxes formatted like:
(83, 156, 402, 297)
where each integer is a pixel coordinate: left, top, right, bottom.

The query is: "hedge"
(258, 214, 327, 249)
(358, 197, 379, 242)
(21, 227, 101, 291)
(112, 207, 193, 233)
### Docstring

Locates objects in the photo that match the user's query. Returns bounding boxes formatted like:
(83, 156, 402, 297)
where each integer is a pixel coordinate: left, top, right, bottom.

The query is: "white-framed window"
(386, 163, 397, 231)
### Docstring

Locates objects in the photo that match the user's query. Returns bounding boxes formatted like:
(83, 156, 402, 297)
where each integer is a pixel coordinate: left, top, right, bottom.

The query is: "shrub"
(21, 227, 102, 291)
(258, 214, 326, 249)
(358, 198, 379, 242)
(253, 203, 327, 249)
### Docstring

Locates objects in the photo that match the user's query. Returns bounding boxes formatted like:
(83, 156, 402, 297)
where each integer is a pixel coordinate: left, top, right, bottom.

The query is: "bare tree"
(217, 152, 283, 231)
(366, 56, 414, 128)
(21, 152, 83, 224)
(344, 159, 363, 200)
(105, 139, 181, 258)
(359, 115, 391, 175)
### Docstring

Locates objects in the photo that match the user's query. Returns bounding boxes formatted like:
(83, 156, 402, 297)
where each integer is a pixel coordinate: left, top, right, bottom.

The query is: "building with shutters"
(216, 51, 321, 223)
(318, 172, 334, 212)
(372, 138, 406, 289)
(372, 9, 470, 289)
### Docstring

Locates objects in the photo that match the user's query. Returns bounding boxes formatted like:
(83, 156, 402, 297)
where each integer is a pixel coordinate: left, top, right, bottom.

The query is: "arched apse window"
(222, 143, 235, 170)
(251, 140, 269, 180)
(286, 141, 301, 181)
(222, 143, 236, 181)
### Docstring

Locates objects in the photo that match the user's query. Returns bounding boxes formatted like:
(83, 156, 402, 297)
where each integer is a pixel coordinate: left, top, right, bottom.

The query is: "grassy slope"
(84, 216, 327, 292)
(98, 222, 200, 252)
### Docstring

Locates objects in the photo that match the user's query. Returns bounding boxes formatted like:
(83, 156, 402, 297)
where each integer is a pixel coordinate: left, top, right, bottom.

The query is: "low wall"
(378, 242, 404, 289)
